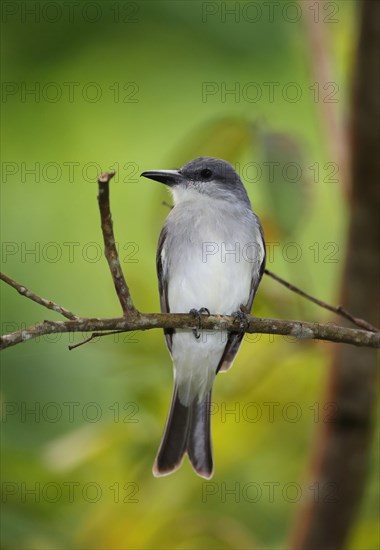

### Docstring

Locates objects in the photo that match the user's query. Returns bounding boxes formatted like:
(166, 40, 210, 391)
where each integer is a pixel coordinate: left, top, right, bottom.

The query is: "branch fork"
(97, 171, 138, 318)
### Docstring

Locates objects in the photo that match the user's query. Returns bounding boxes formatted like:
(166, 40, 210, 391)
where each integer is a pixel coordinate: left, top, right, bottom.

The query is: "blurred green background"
(1, 1, 378, 548)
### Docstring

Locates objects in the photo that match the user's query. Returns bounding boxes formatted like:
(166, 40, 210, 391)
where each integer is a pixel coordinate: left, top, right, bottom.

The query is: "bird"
(141, 157, 266, 478)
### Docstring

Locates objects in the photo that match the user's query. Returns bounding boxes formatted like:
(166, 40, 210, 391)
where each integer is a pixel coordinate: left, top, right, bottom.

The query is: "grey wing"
(157, 226, 174, 354)
(216, 222, 266, 374)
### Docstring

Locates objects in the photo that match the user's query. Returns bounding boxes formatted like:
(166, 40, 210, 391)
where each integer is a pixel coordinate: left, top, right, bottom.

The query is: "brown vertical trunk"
(291, 2, 379, 549)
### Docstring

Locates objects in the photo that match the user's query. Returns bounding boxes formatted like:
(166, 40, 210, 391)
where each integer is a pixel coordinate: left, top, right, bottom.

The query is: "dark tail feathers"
(153, 386, 213, 479)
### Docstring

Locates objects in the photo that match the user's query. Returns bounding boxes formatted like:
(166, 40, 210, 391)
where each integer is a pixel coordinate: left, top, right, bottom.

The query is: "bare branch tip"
(98, 171, 116, 185)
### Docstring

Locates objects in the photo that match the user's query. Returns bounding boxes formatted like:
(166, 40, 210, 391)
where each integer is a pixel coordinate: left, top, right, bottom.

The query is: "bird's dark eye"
(200, 168, 213, 180)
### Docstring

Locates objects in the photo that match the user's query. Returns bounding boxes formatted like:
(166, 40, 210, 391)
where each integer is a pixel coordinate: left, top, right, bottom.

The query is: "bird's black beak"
(140, 169, 183, 186)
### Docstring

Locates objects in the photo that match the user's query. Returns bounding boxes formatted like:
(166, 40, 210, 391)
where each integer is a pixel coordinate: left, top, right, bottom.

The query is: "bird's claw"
(232, 310, 250, 333)
(190, 308, 210, 340)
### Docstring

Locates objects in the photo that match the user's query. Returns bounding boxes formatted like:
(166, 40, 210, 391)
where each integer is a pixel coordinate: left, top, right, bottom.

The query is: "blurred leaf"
(256, 129, 311, 238)
(170, 117, 251, 167)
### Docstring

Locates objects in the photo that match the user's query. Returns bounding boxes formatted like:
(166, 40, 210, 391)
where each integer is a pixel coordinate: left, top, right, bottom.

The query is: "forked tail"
(153, 386, 213, 479)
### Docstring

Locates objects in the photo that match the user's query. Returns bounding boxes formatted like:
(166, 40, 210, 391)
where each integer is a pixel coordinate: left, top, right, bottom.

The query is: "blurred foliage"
(1, 1, 378, 549)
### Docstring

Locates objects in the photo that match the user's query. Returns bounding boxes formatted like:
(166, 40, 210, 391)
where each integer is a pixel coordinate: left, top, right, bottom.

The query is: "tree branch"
(264, 268, 378, 333)
(304, 0, 350, 194)
(1, 312, 379, 351)
(0, 272, 79, 320)
(97, 171, 137, 316)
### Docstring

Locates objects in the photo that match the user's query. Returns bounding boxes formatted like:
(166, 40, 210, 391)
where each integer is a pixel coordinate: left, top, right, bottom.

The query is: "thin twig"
(68, 330, 126, 350)
(0, 272, 79, 320)
(98, 171, 137, 315)
(264, 268, 379, 333)
(1, 313, 379, 351)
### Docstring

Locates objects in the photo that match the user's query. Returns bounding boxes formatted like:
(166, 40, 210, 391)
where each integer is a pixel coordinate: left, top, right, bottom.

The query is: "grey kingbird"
(141, 157, 266, 478)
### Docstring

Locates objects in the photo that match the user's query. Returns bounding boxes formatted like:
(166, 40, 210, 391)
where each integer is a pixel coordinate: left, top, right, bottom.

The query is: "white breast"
(160, 195, 264, 405)
(163, 196, 263, 315)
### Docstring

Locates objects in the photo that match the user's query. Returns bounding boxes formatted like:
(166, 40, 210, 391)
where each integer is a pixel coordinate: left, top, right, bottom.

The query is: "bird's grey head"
(141, 157, 250, 206)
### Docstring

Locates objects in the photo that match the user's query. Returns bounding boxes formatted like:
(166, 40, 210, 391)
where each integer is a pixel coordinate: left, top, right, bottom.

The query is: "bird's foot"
(232, 309, 250, 333)
(189, 308, 211, 340)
